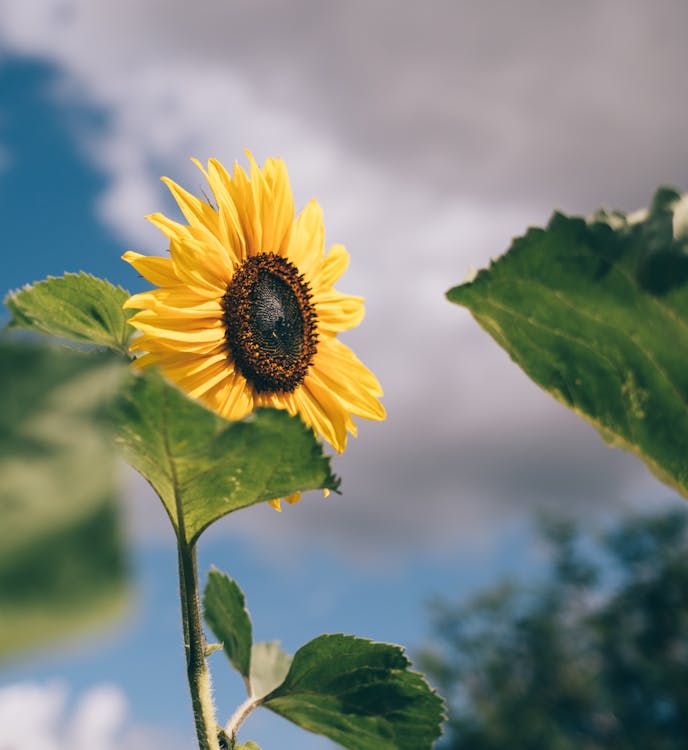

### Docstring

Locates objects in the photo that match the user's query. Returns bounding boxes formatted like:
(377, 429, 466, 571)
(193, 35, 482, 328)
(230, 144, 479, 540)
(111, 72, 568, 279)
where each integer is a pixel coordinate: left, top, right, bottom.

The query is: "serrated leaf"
(447, 187, 688, 499)
(114, 369, 340, 543)
(5, 272, 135, 355)
(249, 640, 293, 700)
(261, 634, 444, 750)
(203, 569, 253, 683)
(0, 339, 128, 658)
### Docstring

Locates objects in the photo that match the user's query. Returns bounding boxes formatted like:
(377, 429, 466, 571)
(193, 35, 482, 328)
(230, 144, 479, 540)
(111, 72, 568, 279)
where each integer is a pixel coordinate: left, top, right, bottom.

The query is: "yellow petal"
(317, 244, 350, 289)
(136, 351, 229, 379)
(316, 335, 384, 395)
(226, 159, 261, 256)
(308, 362, 385, 422)
(247, 151, 271, 251)
(129, 315, 225, 343)
(181, 360, 231, 399)
(161, 176, 219, 232)
(129, 333, 222, 355)
(204, 159, 247, 262)
(122, 251, 179, 287)
(169, 238, 230, 294)
(267, 491, 301, 512)
(216, 370, 254, 421)
(294, 377, 348, 453)
(313, 290, 365, 333)
(146, 212, 192, 243)
(124, 287, 222, 314)
(287, 200, 325, 280)
(260, 156, 294, 254)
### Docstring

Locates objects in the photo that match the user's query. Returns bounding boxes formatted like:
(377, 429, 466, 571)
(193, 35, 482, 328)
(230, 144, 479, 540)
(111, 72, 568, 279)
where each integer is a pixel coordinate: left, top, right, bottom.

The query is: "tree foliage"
(421, 510, 688, 750)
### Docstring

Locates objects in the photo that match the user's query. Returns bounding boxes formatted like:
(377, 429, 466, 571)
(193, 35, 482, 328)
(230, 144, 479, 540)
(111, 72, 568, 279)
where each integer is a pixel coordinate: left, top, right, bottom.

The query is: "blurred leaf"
(249, 640, 292, 700)
(448, 187, 688, 498)
(235, 743, 261, 750)
(0, 338, 128, 659)
(203, 569, 253, 684)
(261, 634, 444, 750)
(114, 370, 340, 543)
(5, 273, 134, 355)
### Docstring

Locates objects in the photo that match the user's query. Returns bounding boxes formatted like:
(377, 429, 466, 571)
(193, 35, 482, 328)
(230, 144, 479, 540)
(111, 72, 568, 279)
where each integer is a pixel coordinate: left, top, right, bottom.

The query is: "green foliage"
(115, 370, 340, 542)
(203, 572, 444, 749)
(447, 188, 688, 498)
(0, 339, 128, 658)
(262, 634, 444, 750)
(203, 568, 253, 684)
(5, 273, 135, 355)
(421, 510, 688, 749)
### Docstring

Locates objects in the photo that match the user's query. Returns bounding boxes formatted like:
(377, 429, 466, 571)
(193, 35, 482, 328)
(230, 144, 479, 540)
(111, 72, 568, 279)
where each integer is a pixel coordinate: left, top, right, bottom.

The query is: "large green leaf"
(203, 568, 253, 685)
(261, 634, 445, 750)
(114, 370, 340, 543)
(5, 273, 134, 356)
(0, 339, 128, 658)
(447, 187, 688, 497)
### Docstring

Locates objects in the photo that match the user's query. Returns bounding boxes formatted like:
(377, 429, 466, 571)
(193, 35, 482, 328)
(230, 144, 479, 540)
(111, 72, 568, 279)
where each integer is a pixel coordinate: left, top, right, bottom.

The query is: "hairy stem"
(163, 383, 219, 750)
(225, 696, 260, 742)
(178, 539, 220, 750)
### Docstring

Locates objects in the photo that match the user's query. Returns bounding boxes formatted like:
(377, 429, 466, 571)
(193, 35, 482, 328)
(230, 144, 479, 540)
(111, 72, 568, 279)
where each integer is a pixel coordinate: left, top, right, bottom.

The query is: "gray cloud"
(70, 0, 688, 209)
(4, 0, 687, 209)
(214, 0, 688, 209)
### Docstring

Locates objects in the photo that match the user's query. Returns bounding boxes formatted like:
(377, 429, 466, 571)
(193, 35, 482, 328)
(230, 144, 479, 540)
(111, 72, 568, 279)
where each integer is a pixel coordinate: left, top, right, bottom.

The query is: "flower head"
(123, 153, 385, 507)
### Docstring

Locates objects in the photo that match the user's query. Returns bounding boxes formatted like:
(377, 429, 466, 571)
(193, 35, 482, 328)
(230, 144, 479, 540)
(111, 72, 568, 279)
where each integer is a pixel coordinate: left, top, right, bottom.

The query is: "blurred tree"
(421, 509, 688, 750)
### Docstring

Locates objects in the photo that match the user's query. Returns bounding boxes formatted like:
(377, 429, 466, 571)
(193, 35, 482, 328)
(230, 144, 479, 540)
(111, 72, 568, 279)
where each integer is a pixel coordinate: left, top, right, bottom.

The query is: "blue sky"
(2, 2, 688, 748)
(1, 59, 121, 292)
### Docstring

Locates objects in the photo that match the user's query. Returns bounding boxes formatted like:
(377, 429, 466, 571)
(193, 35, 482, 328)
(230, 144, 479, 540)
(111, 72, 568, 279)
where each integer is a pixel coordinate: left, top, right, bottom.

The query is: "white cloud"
(0, 0, 685, 561)
(67, 686, 127, 750)
(0, 682, 184, 750)
(0, 682, 64, 750)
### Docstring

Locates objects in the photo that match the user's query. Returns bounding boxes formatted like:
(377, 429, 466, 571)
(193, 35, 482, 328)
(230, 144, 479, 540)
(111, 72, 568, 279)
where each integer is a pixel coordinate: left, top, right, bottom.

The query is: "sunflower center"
(222, 253, 318, 393)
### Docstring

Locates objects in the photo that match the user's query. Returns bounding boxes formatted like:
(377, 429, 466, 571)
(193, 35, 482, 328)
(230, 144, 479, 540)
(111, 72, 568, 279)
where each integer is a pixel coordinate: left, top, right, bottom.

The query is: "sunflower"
(122, 153, 385, 509)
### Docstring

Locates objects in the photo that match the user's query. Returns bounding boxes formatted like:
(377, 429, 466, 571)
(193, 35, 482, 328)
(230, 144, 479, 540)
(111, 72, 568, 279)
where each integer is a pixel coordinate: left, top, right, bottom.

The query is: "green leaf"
(5, 272, 134, 355)
(235, 743, 261, 750)
(0, 338, 128, 659)
(249, 640, 293, 699)
(261, 634, 445, 750)
(114, 369, 340, 543)
(203, 569, 253, 684)
(447, 187, 688, 499)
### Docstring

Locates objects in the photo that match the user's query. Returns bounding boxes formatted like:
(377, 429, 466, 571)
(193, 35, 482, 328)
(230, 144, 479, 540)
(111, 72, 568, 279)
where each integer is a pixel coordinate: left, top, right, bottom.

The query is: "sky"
(1, 1, 687, 748)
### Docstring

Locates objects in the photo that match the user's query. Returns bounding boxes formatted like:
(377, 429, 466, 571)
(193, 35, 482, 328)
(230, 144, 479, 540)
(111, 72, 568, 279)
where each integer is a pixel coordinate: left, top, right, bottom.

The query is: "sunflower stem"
(177, 538, 220, 750)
